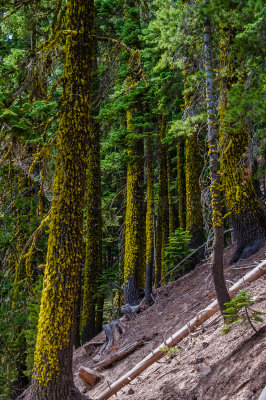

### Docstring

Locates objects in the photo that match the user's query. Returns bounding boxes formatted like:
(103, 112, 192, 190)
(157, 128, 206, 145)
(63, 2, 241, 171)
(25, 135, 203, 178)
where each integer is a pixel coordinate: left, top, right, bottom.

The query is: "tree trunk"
(177, 137, 186, 230)
(182, 66, 204, 260)
(185, 133, 204, 258)
(81, 117, 102, 344)
(167, 151, 174, 236)
(144, 137, 154, 304)
(219, 31, 266, 264)
(30, 0, 94, 398)
(203, 4, 230, 313)
(123, 1, 145, 305)
(155, 115, 169, 285)
(124, 122, 144, 304)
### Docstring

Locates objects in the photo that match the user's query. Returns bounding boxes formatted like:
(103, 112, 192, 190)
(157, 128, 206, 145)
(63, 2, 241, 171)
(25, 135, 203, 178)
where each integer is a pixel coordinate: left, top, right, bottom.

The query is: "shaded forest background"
(0, 0, 265, 398)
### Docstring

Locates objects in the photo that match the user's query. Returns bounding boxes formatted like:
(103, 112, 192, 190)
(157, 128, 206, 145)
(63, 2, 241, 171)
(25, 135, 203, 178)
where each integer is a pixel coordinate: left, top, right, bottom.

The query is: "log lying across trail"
(94, 260, 266, 400)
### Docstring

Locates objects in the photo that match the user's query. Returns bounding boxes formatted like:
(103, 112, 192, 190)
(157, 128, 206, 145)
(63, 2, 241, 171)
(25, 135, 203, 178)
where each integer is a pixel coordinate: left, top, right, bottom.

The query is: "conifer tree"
(81, 49, 103, 344)
(155, 115, 169, 285)
(81, 116, 102, 344)
(144, 136, 154, 304)
(218, 27, 266, 264)
(124, 0, 145, 305)
(30, 0, 94, 397)
(203, 1, 230, 312)
(177, 138, 186, 230)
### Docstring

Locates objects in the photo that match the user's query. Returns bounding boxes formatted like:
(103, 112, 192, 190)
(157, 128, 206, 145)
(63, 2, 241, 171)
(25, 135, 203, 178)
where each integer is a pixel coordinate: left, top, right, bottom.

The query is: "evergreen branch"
(111, 76, 147, 102)
(156, 229, 233, 288)
(96, 272, 124, 293)
(93, 35, 133, 53)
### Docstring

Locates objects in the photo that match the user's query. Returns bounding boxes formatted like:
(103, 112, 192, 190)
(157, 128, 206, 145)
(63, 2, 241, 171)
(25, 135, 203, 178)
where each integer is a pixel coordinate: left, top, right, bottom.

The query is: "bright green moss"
(185, 134, 204, 238)
(155, 116, 169, 285)
(145, 138, 154, 271)
(81, 120, 102, 342)
(177, 138, 186, 230)
(31, 0, 94, 394)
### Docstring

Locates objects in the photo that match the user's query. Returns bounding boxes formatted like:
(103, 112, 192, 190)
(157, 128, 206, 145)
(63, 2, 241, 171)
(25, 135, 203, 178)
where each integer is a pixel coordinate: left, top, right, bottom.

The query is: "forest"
(0, 0, 265, 399)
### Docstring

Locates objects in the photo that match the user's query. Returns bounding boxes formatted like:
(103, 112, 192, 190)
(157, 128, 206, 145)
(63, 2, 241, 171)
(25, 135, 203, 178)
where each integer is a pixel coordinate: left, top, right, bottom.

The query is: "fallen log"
(78, 367, 102, 389)
(91, 340, 144, 370)
(94, 260, 266, 400)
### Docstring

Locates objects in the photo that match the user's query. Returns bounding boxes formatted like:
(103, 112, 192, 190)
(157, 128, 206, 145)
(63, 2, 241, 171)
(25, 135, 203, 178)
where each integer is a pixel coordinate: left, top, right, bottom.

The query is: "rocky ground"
(73, 244, 266, 400)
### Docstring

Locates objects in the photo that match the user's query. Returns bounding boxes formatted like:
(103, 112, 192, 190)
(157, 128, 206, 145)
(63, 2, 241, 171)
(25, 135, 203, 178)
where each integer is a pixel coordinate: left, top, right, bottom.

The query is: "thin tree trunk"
(144, 137, 154, 304)
(203, 3, 230, 312)
(177, 137, 186, 230)
(167, 151, 174, 236)
(155, 115, 169, 285)
(123, 1, 145, 305)
(81, 117, 102, 344)
(185, 133, 204, 257)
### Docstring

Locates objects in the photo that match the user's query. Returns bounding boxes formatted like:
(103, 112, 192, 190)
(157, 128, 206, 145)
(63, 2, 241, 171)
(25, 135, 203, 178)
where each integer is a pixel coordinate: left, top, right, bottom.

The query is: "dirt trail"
(73, 244, 266, 400)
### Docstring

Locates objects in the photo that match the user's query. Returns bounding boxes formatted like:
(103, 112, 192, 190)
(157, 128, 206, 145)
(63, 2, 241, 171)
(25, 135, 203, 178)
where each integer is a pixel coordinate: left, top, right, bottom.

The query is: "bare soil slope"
(73, 245, 266, 400)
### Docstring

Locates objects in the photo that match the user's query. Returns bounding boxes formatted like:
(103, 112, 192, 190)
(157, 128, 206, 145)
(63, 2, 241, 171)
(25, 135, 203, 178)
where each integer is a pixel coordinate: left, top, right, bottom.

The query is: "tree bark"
(177, 137, 186, 230)
(203, 4, 230, 312)
(155, 115, 169, 285)
(144, 137, 154, 304)
(30, 0, 94, 398)
(123, 1, 145, 305)
(81, 117, 102, 344)
(218, 30, 266, 264)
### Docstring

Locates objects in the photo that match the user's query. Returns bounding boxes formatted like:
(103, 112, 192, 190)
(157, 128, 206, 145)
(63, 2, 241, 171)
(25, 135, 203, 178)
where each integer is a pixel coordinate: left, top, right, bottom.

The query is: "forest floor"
(72, 244, 266, 400)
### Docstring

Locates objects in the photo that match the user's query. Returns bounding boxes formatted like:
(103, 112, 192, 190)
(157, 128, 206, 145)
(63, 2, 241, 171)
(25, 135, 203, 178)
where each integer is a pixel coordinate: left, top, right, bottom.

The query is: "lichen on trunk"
(81, 116, 102, 344)
(124, 105, 145, 305)
(177, 137, 186, 230)
(144, 137, 154, 304)
(30, 1, 94, 398)
(155, 115, 169, 285)
(219, 31, 266, 264)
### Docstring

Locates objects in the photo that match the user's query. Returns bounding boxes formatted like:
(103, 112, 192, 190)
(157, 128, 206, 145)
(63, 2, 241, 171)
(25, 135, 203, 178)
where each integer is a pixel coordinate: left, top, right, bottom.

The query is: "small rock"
(195, 357, 204, 364)
(199, 365, 212, 379)
(202, 342, 209, 349)
(128, 388, 135, 395)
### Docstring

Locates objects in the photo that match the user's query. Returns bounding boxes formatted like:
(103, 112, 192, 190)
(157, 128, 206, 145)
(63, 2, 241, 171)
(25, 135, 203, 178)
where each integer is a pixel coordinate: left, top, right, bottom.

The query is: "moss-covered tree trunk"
(183, 67, 204, 257)
(123, 0, 145, 305)
(219, 32, 266, 264)
(81, 116, 102, 344)
(177, 137, 186, 230)
(167, 151, 174, 236)
(124, 107, 144, 305)
(155, 115, 169, 285)
(30, 0, 94, 398)
(185, 133, 204, 253)
(144, 137, 154, 304)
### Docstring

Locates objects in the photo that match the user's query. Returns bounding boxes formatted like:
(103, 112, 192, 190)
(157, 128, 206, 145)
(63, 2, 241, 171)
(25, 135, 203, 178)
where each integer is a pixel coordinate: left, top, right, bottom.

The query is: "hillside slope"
(72, 245, 266, 400)
(20, 245, 266, 400)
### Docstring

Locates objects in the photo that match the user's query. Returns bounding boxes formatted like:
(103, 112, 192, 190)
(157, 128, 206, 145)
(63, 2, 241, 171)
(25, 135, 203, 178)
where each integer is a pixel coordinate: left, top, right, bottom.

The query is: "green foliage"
(0, 277, 28, 398)
(221, 290, 265, 334)
(163, 229, 192, 279)
(160, 344, 180, 358)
